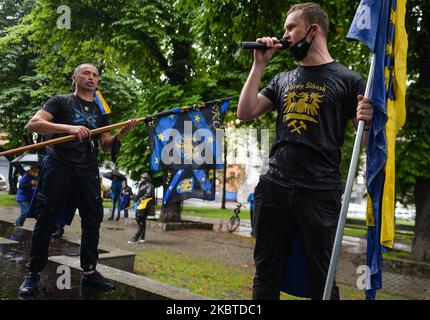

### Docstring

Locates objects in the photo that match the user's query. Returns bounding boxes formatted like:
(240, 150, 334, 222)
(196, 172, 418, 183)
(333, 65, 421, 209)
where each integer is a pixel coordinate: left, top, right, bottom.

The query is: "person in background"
(100, 177, 108, 199)
(15, 166, 40, 226)
(108, 175, 122, 220)
(117, 178, 132, 222)
(128, 173, 154, 244)
(247, 191, 255, 237)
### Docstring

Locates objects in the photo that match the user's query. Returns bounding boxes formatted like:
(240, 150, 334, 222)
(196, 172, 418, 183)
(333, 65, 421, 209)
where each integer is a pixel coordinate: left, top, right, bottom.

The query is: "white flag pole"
(323, 55, 375, 300)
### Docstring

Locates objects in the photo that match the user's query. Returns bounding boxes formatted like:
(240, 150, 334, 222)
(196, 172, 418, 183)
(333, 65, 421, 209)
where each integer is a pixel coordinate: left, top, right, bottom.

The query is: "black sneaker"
(81, 271, 115, 291)
(18, 272, 40, 296)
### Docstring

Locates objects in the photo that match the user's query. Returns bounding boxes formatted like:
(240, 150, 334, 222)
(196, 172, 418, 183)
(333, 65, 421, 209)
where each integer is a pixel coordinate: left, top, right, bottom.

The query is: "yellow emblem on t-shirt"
(282, 88, 325, 134)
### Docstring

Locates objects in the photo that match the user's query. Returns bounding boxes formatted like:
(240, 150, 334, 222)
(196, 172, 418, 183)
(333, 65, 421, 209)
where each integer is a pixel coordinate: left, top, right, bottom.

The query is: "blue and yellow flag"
(94, 90, 112, 115)
(145, 98, 230, 204)
(145, 99, 230, 172)
(347, 0, 407, 299)
(162, 168, 216, 204)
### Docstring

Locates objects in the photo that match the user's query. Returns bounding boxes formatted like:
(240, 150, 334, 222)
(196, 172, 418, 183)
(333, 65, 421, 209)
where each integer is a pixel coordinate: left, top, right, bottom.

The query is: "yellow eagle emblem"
(282, 91, 325, 134)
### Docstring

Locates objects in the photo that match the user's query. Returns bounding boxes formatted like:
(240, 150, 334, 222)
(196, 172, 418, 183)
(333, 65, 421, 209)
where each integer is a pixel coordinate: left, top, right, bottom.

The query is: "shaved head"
(74, 63, 99, 76)
(71, 63, 100, 93)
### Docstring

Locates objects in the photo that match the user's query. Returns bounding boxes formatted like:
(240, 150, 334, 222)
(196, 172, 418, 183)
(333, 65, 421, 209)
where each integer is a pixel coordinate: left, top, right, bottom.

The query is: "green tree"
(0, 0, 38, 149)
(396, 0, 430, 262)
(3, 0, 425, 236)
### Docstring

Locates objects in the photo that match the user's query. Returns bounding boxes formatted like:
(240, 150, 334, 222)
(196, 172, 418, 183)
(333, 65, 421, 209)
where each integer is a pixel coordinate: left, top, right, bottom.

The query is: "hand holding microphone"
(243, 37, 288, 65)
(242, 38, 290, 50)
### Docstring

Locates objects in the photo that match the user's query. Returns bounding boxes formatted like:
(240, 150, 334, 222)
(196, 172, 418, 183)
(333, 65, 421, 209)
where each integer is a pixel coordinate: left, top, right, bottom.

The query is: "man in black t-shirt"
(18, 63, 137, 296)
(238, 3, 374, 300)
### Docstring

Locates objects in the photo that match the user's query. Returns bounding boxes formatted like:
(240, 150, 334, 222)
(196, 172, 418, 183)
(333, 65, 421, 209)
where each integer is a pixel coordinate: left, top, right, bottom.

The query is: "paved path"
(1, 206, 429, 300)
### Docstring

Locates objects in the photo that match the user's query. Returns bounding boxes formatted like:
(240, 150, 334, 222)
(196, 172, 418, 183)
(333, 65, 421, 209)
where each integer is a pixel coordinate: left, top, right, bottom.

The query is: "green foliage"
(134, 246, 405, 300)
(396, 86, 430, 204)
(396, 0, 430, 205)
(0, 0, 426, 208)
(0, 1, 38, 148)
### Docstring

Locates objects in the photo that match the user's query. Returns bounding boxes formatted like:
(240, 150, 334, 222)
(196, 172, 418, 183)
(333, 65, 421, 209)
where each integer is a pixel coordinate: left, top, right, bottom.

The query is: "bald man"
(18, 63, 136, 296)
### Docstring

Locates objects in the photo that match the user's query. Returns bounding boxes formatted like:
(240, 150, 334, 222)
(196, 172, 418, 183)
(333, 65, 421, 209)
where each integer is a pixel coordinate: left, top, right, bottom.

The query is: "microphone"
(242, 39, 290, 50)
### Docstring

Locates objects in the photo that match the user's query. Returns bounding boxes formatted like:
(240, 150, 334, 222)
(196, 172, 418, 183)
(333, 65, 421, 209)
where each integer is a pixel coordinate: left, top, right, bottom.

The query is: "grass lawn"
(349, 216, 415, 227)
(102, 200, 112, 208)
(0, 193, 17, 207)
(182, 206, 249, 220)
(1, 194, 118, 210)
(384, 250, 412, 260)
(134, 248, 406, 300)
(343, 226, 413, 245)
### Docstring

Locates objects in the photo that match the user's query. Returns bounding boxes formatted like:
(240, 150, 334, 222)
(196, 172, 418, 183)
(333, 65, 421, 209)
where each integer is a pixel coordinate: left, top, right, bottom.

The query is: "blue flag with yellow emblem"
(146, 98, 230, 172)
(162, 168, 216, 205)
(146, 98, 231, 204)
(347, 0, 407, 299)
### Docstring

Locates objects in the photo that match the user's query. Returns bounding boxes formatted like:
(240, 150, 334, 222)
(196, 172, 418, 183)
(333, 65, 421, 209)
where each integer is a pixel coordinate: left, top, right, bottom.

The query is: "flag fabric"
(145, 99, 230, 172)
(347, 0, 408, 299)
(281, 231, 311, 298)
(94, 90, 112, 115)
(162, 168, 216, 205)
(145, 98, 231, 204)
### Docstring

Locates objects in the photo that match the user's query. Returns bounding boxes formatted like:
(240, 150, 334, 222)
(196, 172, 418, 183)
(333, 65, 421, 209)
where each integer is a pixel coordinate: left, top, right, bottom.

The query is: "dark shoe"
(81, 271, 115, 291)
(107, 217, 113, 221)
(115, 216, 120, 221)
(18, 272, 40, 296)
(52, 228, 64, 239)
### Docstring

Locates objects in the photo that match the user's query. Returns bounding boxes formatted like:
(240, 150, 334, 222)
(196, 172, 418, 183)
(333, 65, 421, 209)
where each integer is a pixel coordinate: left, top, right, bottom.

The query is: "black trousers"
(252, 179, 341, 300)
(133, 210, 149, 241)
(29, 157, 103, 273)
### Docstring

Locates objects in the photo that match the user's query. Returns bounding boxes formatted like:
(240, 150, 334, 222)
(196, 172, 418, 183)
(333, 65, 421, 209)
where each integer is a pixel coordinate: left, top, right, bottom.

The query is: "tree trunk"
(8, 165, 18, 195)
(159, 201, 182, 222)
(411, 178, 430, 262)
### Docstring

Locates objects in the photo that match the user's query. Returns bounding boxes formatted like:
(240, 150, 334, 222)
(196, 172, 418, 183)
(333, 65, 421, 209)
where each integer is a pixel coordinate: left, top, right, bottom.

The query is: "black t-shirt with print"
(42, 93, 110, 167)
(259, 61, 366, 190)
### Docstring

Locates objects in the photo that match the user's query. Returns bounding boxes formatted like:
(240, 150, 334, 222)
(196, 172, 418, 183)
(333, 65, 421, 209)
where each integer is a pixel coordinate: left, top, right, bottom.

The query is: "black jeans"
(252, 179, 341, 300)
(29, 157, 103, 273)
(110, 196, 119, 219)
(133, 210, 149, 241)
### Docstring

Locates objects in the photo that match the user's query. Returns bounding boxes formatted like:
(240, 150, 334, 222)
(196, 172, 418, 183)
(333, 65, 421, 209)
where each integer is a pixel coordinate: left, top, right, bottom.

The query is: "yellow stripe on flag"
(380, 0, 408, 249)
(96, 90, 112, 115)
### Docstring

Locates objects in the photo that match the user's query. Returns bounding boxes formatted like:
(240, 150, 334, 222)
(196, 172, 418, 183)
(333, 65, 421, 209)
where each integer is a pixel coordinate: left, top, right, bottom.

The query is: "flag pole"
(0, 117, 147, 157)
(323, 55, 375, 300)
(0, 97, 234, 157)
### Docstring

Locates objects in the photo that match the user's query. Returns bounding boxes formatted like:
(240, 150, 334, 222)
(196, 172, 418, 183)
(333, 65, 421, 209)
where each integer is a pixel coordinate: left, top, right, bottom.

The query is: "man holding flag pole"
(17, 63, 137, 296)
(238, 2, 374, 300)
(325, 0, 408, 300)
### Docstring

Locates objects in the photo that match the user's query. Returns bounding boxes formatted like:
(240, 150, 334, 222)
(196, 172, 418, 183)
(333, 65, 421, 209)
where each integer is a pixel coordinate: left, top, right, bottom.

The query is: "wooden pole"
(0, 97, 233, 158)
(0, 117, 147, 157)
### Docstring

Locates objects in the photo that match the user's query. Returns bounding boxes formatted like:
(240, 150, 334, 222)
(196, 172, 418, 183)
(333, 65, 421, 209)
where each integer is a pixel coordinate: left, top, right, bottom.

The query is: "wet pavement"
(0, 255, 165, 300)
(0, 220, 82, 257)
(1, 206, 429, 300)
(0, 220, 166, 300)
